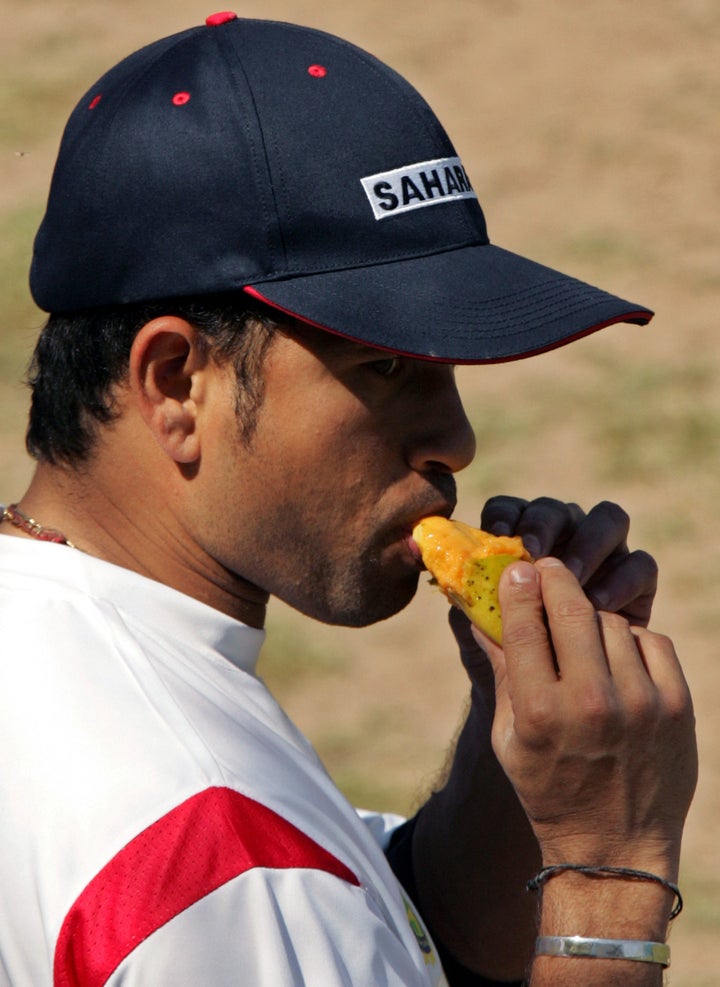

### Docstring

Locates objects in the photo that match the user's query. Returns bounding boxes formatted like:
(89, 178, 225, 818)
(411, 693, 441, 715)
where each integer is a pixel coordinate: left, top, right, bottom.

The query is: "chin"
(296, 572, 420, 628)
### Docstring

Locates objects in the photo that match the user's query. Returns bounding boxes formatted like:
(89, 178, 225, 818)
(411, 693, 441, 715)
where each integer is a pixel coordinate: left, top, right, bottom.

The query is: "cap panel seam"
(55, 30, 225, 239)
(211, 26, 288, 276)
(348, 46, 480, 244)
(261, 34, 478, 264)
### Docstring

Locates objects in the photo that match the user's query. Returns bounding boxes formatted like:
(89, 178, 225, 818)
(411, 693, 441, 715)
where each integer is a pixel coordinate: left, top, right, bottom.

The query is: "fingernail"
(564, 556, 583, 580)
(536, 556, 564, 569)
(508, 561, 538, 584)
(591, 589, 610, 610)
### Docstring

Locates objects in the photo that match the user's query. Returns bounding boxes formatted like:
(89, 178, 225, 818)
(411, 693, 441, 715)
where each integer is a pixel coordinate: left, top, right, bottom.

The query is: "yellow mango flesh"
(412, 516, 532, 644)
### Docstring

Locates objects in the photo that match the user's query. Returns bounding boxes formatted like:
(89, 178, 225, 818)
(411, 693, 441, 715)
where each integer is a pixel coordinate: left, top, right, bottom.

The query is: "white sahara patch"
(360, 156, 476, 220)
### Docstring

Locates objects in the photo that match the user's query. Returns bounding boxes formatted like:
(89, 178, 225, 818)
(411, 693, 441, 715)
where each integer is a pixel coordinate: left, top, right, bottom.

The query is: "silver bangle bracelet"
(536, 935, 671, 967)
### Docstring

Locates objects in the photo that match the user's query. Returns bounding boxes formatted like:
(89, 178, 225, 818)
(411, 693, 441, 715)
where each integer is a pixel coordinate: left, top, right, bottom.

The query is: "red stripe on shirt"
(53, 786, 360, 987)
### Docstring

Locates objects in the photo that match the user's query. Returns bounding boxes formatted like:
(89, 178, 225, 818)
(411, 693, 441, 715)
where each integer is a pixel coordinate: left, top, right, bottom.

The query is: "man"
(0, 12, 697, 986)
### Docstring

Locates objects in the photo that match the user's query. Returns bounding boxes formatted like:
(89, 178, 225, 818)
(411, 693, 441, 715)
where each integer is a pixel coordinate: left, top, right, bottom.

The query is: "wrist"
(536, 833, 682, 884)
(534, 865, 678, 944)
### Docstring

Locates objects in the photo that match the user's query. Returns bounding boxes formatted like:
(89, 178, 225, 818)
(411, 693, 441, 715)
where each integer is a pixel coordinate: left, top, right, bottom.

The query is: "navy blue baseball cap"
(30, 11, 653, 362)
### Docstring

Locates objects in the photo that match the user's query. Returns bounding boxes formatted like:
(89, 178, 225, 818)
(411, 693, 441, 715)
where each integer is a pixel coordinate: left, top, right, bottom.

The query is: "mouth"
(404, 499, 456, 569)
(405, 530, 424, 567)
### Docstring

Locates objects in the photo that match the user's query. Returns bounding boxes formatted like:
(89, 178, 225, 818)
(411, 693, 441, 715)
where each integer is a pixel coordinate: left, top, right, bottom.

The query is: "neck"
(13, 463, 269, 629)
(1, 502, 76, 546)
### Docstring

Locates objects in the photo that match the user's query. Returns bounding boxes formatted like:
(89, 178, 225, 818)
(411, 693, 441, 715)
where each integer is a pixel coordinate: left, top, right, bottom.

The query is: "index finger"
(496, 560, 559, 689)
(536, 558, 610, 682)
(557, 500, 630, 584)
(481, 495, 585, 559)
(480, 495, 529, 536)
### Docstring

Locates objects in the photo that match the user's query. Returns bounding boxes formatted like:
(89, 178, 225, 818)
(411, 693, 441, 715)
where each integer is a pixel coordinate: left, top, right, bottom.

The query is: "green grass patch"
(558, 229, 655, 272)
(462, 353, 720, 490)
(324, 766, 407, 816)
(258, 619, 414, 812)
(457, 401, 542, 498)
(678, 868, 720, 931)
(259, 608, 348, 693)
(313, 711, 416, 815)
(0, 25, 119, 152)
(579, 357, 720, 484)
(0, 204, 44, 383)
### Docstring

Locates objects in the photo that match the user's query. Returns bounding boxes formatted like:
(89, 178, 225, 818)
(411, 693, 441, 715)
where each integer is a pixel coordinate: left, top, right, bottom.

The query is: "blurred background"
(1, 1, 718, 981)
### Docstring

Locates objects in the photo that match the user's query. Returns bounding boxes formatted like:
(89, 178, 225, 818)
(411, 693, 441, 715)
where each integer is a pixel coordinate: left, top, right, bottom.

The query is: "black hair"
(25, 295, 282, 467)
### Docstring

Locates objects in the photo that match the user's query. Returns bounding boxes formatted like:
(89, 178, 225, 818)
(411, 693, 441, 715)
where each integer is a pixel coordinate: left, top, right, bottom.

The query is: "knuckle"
(503, 620, 547, 651)
(578, 682, 617, 724)
(623, 685, 658, 724)
(598, 610, 628, 633)
(481, 495, 527, 530)
(528, 496, 564, 510)
(554, 595, 596, 626)
(517, 692, 557, 740)
(644, 627, 672, 650)
(671, 700, 696, 733)
(484, 494, 520, 511)
(664, 679, 695, 722)
(501, 619, 548, 655)
(520, 496, 569, 525)
(594, 500, 630, 530)
(628, 549, 659, 581)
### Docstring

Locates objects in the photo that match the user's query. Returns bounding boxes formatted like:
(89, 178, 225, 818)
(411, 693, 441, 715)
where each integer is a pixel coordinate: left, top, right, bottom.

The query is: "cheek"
(204, 386, 408, 598)
(259, 410, 396, 504)
(231, 449, 380, 587)
(250, 455, 372, 557)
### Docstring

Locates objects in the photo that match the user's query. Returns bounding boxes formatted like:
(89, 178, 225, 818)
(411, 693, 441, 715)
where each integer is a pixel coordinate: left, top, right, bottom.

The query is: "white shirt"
(0, 537, 447, 986)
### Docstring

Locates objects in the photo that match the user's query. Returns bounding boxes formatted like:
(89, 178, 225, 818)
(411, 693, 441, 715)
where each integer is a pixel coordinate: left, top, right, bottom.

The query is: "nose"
(405, 366, 476, 475)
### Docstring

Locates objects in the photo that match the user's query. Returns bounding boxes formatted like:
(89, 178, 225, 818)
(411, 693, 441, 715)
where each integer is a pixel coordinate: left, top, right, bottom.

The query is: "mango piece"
(412, 516, 532, 644)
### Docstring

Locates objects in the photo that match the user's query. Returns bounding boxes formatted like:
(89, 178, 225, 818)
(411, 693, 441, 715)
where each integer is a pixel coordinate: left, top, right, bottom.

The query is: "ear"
(128, 316, 208, 464)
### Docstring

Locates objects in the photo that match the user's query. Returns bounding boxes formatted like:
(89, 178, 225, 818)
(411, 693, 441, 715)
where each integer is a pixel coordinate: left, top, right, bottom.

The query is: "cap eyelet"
(205, 11, 237, 27)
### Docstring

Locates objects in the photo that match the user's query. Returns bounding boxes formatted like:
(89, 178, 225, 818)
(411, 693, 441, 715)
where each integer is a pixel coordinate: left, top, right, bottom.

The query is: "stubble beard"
(268, 530, 420, 628)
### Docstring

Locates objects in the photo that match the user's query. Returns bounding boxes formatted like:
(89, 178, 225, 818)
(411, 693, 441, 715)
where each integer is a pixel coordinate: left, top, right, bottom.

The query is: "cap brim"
(245, 243, 652, 363)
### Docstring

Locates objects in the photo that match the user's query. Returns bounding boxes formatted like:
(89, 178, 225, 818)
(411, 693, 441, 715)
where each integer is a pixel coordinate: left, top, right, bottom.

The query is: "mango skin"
(412, 516, 532, 644)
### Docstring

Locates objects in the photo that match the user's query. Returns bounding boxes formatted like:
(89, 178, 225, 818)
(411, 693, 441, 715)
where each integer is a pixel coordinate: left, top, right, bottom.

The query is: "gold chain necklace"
(0, 503, 76, 548)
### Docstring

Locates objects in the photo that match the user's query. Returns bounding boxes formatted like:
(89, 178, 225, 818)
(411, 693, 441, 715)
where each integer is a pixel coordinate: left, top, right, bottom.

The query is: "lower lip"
(404, 532, 424, 567)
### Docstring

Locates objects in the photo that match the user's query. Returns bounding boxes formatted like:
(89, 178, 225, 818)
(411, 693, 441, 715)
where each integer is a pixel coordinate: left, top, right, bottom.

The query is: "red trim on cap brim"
(242, 286, 652, 365)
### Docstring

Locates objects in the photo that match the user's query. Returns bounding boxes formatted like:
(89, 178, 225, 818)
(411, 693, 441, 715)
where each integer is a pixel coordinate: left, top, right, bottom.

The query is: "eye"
(369, 356, 402, 378)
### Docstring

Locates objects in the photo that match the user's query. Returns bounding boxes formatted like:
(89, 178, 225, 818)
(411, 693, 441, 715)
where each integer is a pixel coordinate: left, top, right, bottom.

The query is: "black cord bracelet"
(526, 864, 683, 920)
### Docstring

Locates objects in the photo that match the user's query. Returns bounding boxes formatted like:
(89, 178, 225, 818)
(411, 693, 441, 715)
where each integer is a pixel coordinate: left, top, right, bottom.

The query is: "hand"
(481, 495, 657, 626)
(483, 557, 697, 870)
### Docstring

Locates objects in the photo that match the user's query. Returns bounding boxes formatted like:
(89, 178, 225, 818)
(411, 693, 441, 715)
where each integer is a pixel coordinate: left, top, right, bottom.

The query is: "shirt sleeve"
(102, 868, 439, 987)
(357, 807, 408, 851)
(54, 789, 445, 987)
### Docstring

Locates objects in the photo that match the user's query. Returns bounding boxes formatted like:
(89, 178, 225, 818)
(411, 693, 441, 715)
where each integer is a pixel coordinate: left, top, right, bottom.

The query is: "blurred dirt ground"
(2, 1, 719, 982)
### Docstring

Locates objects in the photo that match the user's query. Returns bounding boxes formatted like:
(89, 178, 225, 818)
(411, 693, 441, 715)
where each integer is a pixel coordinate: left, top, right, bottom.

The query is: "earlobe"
(129, 316, 205, 464)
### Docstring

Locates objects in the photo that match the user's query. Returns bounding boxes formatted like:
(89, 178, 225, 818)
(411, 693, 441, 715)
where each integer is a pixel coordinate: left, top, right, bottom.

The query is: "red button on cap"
(206, 11, 237, 26)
